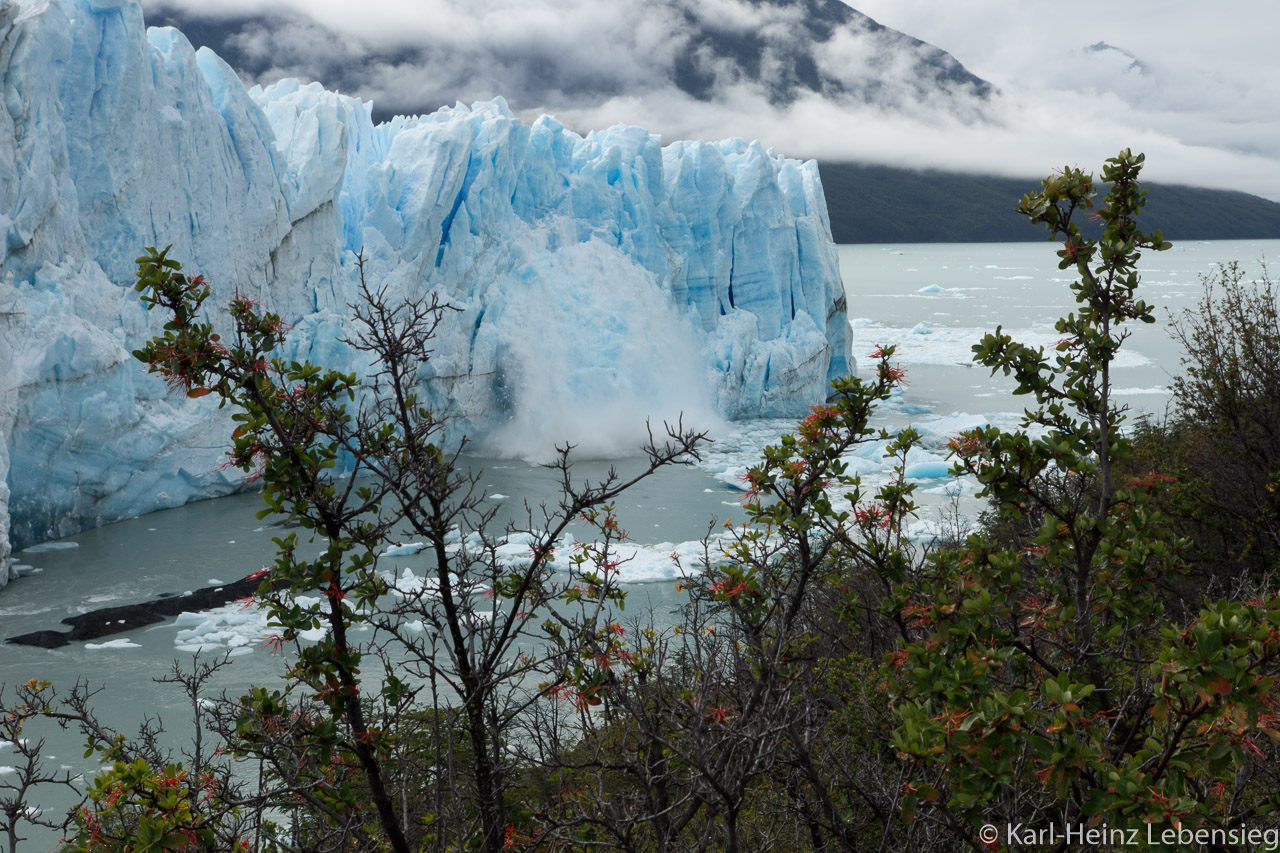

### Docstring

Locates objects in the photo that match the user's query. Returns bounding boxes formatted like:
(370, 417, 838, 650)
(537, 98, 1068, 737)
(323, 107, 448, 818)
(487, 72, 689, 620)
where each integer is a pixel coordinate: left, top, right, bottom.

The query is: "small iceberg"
(383, 542, 428, 557)
(85, 639, 141, 650)
(905, 461, 953, 480)
(19, 541, 79, 554)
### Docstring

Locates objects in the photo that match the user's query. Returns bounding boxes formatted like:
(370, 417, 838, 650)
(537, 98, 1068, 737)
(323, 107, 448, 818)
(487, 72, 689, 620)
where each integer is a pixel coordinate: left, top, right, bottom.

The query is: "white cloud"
(141, 0, 1280, 199)
(849, 0, 1280, 184)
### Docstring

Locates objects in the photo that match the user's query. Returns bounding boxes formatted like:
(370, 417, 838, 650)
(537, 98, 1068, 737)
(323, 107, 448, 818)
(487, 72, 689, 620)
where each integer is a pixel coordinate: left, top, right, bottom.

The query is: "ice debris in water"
(84, 639, 142, 650)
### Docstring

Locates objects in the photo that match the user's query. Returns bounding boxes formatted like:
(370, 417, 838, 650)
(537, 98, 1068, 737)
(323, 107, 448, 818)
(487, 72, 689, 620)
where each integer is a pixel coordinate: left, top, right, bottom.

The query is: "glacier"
(0, 0, 851, 585)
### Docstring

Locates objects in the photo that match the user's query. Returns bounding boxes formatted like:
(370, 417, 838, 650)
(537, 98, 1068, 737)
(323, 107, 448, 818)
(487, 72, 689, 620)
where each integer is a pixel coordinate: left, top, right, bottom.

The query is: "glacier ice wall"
(0, 0, 851, 580)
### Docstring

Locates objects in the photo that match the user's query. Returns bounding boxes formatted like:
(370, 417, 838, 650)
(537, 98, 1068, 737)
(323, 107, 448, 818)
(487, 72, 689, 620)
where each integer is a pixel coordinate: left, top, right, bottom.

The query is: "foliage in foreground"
(3, 151, 1280, 852)
(128, 248, 706, 853)
(883, 150, 1280, 848)
(1128, 261, 1280, 596)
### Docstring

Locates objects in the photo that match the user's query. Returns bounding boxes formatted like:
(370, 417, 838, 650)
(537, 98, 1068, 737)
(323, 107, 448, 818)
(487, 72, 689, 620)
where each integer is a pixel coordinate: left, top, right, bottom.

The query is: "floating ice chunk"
(562, 538, 730, 583)
(386, 567, 441, 599)
(494, 539, 535, 564)
(714, 467, 751, 491)
(489, 494, 509, 500)
(841, 455, 891, 476)
(911, 322, 931, 335)
(921, 479, 979, 497)
(850, 439, 892, 461)
(913, 413, 990, 443)
(905, 518, 974, 544)
(170, 596, 307, 653)
(847, 320, 1150, 368)
(19, 542, 79, 554)
(383, 542, 428, 557)
(85, 639, 141, 650)
(918, 284, 946, 293)
(905, 461, 952, 480)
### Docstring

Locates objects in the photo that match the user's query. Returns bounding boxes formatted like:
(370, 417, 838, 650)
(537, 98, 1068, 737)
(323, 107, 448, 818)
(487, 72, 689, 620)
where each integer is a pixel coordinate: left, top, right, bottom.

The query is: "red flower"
(709, 578, 748, 598)
(855, 503, 891, 530)
(704, 706, 735, 723)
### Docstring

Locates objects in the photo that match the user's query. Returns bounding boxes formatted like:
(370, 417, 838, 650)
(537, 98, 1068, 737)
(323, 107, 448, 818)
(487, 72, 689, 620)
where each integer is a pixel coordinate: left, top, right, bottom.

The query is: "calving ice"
(0, 0, 852, 580)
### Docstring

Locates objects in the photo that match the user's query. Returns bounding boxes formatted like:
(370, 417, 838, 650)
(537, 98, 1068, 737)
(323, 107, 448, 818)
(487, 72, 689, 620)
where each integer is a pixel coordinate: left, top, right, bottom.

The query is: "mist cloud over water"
(478, 241, 724, 463)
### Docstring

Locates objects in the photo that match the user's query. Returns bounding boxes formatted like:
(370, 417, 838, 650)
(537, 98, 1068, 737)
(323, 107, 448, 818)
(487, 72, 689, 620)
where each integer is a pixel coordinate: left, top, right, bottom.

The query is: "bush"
(125, 248, 706, 853)
(1129, 262, 1280, 593)
(884, 151, 1280, 847)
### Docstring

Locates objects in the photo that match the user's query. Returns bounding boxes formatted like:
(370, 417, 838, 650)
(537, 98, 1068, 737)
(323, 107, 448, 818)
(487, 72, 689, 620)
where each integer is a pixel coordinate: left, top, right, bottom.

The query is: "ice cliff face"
(0, 0, 851, 582)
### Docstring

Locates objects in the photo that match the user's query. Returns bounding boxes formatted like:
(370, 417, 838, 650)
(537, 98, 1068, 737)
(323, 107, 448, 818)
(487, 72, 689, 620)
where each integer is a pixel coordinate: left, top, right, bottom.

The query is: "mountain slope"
(142, 0, 994, 121)
(818, 162, 1280, 243)
(668, 0, 993, 106)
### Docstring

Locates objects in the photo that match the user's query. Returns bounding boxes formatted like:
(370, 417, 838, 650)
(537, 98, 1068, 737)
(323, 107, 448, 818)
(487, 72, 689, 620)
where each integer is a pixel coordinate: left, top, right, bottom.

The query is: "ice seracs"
(0, 0, 852, 571)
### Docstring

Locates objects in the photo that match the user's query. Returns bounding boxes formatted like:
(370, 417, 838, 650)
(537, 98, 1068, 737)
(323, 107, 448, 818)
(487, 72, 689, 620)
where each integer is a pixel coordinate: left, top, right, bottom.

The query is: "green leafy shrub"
(884, 151, 1280, 848)
(1128, 262, 1280, 594)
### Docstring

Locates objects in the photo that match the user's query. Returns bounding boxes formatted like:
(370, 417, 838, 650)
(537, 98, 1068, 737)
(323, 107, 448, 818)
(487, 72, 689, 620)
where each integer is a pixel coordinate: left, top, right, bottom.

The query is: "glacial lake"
(4, 238, 1277, 848)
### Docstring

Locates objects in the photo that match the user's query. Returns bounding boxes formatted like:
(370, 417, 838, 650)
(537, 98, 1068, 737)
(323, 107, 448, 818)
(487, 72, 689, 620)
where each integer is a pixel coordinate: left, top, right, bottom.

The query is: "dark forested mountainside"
(819, 161, 1280, 243)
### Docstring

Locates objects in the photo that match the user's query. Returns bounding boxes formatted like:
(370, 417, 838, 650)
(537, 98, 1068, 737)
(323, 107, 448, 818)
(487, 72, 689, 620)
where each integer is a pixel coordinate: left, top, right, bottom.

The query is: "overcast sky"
(850, 0, 1280, 197)
(141, 0, 1280, 199)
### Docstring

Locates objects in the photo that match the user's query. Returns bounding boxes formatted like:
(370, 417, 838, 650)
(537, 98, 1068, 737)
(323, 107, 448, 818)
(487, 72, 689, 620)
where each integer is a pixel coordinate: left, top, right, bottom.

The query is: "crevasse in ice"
(0, 0, 851, 583)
